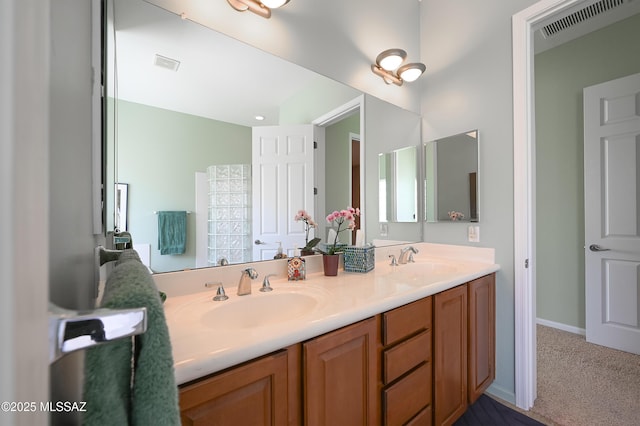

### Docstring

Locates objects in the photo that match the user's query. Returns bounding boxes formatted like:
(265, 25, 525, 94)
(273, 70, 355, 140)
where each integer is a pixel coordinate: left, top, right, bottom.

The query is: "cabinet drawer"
(383, 330, 431, 385)
(383, 296, 432, 346)
(406, 405, 432, 426)
(383, 362, 432, 426)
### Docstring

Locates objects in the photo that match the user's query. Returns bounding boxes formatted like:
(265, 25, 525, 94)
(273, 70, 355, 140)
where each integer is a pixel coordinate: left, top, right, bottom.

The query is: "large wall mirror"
(423, 130, 479, 223)
(105, 0, 422, 273)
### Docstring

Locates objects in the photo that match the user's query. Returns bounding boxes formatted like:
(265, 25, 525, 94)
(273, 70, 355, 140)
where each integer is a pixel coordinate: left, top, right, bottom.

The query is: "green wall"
(325, 113, 360, 223)
(110, 99, 251, 273)
(535, 13, 640, 329)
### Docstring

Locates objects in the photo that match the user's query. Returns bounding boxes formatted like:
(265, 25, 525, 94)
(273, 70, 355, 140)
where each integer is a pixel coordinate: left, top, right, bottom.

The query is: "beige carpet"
(531, 324, 640, 426)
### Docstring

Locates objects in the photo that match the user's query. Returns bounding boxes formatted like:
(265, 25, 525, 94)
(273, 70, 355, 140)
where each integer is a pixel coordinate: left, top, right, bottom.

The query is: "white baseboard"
(486, 383, 516, 406)
(536, 318, 585, 336)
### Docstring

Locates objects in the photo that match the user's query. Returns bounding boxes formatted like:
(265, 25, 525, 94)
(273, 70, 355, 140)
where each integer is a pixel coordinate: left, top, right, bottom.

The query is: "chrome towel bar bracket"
(48, 303, 147, 364)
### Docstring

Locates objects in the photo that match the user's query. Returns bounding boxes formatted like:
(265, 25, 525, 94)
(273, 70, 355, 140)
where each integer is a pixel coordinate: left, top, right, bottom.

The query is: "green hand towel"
(157, 211, 187, 255)
(83, 249, 180, 426)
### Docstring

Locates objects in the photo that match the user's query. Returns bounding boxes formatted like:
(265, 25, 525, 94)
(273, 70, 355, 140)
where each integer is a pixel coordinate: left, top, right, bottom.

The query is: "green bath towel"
(83, 249, 179, 426)
(157, 211, 186, 255)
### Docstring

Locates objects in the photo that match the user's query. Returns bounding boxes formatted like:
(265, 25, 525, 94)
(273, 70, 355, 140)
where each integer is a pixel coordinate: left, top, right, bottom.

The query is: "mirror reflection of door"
(252, 125, 315, 260)
(351, 136, 361, 244)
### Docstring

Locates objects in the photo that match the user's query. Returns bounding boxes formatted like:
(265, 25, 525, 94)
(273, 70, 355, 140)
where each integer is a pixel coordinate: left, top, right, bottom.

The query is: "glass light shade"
(376, 49, 407, 71)
(261, 0, 289, 8)
(398, 63, 426, 82)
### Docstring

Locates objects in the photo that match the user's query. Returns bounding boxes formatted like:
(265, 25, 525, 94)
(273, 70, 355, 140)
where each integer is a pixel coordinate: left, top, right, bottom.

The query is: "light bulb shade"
(376, 48, 407, 71)
(398, 62, 426, 82)
(261, 0, 289, 8)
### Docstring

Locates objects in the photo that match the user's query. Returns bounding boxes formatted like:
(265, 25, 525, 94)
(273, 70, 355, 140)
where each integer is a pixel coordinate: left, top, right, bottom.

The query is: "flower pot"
(322, 254, 340, 276)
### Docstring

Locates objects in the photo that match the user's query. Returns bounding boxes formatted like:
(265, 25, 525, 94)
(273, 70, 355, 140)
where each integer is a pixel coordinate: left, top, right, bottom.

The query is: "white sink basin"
(171, 287, 327, 330)
(202, 292, 319, 329)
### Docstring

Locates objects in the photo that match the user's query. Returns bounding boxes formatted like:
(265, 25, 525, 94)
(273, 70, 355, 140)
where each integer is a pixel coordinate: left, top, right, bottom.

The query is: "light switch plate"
(468, 225, 480, 242)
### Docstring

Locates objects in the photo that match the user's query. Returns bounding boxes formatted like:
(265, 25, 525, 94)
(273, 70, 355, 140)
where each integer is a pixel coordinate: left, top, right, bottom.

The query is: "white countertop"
(159, 243, 500, 385)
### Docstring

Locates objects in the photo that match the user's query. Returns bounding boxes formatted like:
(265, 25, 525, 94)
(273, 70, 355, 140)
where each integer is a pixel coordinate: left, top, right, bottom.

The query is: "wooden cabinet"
(468, 274, 495, 403)
(179, 344, 301, 426)
(178, 273, 495, 426)
(381, 297, 433, 425)
(433, 284, 468, 426)
(303, 316, 379, 426)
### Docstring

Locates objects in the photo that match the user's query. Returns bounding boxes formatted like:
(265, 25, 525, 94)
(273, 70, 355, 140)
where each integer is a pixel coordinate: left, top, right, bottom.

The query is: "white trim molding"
(537, 318, 586, 336)
(512, 0, 587, 411)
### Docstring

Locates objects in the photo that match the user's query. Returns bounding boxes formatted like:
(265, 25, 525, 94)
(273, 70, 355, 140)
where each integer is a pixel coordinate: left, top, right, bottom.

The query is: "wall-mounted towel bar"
(153, 211, 191, 214)
(48, 302, 147, 364)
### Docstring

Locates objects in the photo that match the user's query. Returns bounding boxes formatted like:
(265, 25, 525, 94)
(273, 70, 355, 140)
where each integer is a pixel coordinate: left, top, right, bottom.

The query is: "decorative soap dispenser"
(288, 247, 306, 281)
(273, 242, 287, 259)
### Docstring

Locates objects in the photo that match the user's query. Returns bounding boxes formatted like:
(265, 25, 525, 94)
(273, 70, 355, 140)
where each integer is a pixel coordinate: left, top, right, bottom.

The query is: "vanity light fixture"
(227, 0, 290, 19)
(371, 48, 426, 86)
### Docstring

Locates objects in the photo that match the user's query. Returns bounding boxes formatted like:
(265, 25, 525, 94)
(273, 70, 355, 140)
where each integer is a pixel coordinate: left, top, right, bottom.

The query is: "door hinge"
(314, 187, 318, 195)
(313, 141, 318, 149)
(525, 259, 529, 268)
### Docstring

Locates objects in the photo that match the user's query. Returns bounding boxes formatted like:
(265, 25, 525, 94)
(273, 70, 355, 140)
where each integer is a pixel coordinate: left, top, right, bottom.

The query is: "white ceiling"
(110, 0, 335, 127)
(111, 0, 640, 126)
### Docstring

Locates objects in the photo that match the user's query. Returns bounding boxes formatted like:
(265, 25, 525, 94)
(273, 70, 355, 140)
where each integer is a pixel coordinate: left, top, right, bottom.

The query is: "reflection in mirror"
(106, 0, 364, 273)
(378, 146, 418, 223)
(105, 0, 424, 274)
(424, 130, 479, 223)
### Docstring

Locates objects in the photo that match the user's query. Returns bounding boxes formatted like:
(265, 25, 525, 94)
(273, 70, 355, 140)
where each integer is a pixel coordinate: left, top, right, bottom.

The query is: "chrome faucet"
(398, 246, 418, 264)
(237, 268, 258, 296)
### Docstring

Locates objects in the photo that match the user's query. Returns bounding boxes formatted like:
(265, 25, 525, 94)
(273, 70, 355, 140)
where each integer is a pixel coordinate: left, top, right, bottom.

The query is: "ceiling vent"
(540, 0, 626, 37)
(154, 54, 181, 72)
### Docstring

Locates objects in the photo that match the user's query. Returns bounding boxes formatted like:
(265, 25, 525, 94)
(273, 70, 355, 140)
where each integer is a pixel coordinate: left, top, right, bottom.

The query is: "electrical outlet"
(380, 223, 388, 237)
(468, 225, 480, 243)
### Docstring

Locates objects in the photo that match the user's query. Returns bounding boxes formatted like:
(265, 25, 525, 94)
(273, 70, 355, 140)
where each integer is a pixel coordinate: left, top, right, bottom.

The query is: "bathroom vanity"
(157, 243, 498, 425)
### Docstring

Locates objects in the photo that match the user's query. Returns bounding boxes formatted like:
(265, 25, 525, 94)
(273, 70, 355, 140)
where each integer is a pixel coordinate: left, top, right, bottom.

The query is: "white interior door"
(584, 72, 640, 355)
(252, 125, 315, 260)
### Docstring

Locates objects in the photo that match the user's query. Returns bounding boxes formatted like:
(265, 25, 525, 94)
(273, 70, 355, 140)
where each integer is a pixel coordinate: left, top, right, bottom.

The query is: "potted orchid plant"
(319, 206, 360, 275)
(319, 207, 360, 276)
(322, 206, 360, 254)
(294, 209, 321, 255)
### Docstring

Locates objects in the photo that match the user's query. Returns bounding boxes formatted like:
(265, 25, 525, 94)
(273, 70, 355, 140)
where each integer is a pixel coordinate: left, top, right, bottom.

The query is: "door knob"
(589, 244, 610, 252)
(254, 239, 267, 245)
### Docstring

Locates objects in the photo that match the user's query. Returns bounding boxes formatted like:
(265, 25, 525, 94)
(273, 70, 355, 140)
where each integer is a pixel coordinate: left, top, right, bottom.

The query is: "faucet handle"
(260, 274, 276, 292)
(389, 254, 398, 266)
(244, 268, 258, 279)
(205, 281, 228, 301)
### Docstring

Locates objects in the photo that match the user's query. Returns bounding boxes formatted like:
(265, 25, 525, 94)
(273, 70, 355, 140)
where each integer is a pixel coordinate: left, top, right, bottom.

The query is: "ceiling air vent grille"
(154, 54, 181, 72)
(541, 0, 626, 37)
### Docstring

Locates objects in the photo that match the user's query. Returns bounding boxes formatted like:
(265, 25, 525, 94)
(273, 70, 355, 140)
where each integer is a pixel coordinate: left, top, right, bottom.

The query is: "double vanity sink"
(157, 243, 500, 385)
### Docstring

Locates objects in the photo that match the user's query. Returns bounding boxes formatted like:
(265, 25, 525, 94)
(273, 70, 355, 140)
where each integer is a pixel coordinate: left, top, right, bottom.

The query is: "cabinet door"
(179, 345, 300, 426)
(434, 285, 468, 426)
(303, 317, 379, 426)
(468, 274, 495, 403)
